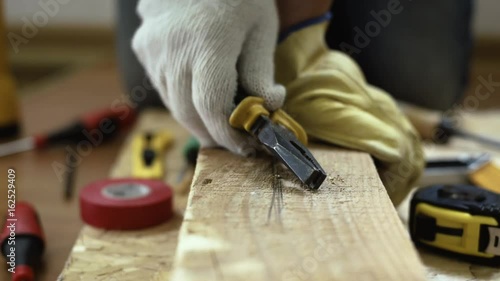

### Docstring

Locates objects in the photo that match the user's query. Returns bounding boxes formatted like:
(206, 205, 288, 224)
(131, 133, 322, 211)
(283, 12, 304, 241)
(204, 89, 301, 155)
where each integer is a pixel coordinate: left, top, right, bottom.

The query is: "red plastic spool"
(79, 178, 173, 230)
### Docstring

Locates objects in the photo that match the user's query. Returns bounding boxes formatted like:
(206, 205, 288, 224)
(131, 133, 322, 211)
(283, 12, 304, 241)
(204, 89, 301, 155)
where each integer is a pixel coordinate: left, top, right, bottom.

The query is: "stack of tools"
(1, 202, 45, 281)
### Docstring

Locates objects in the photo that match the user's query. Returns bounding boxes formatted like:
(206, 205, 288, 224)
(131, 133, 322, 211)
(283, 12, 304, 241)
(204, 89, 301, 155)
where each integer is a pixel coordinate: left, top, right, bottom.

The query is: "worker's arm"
(277, 0, 333, 31)
(273, 8, 424, 204)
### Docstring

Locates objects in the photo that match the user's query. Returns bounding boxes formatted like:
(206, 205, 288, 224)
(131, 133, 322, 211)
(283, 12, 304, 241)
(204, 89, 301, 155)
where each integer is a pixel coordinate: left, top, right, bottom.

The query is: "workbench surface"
(0, 62, 125, 281)
(2, 62, 500, 281)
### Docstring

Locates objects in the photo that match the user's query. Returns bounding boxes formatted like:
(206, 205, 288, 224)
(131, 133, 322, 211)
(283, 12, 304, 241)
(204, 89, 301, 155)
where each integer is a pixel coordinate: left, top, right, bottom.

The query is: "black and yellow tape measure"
(410, 184, 500, 265)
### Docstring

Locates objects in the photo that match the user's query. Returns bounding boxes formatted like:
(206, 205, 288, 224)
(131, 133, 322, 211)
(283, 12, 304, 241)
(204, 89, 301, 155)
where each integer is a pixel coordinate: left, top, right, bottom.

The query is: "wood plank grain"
(171, 147, 427, 281)
(57, 109, 500, 280)
(58, 110, 192, 281)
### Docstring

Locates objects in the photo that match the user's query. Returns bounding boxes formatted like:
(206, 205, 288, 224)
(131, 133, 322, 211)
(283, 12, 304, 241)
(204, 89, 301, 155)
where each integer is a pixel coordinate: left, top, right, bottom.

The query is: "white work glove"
(132, 0, 285, 155)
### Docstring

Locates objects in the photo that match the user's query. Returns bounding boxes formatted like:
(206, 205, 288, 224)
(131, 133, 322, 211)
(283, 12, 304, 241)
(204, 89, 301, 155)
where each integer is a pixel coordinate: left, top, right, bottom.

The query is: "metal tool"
(0, 107, 136, 158)
(131, 130, 173, 179)
(402, 104, 500, 150)
(437, 118, 500, 149)
(410, 184, 500, 265)
(229, 96, 326, 189)
(421, 152, 500, 194)
(420, 153, 491, 187)
(64, 154, 78, 201)
(268, 159, 284, 225)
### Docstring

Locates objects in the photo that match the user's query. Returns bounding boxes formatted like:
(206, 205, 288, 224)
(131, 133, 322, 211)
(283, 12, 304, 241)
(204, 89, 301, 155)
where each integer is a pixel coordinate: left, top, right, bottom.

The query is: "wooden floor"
(0, 62, 125, 281)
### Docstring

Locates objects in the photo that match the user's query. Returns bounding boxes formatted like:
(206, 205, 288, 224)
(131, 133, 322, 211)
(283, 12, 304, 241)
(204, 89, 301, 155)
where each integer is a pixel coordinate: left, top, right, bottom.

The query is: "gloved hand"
(275, 20, 425, 205)
(132, 0, 285, 155)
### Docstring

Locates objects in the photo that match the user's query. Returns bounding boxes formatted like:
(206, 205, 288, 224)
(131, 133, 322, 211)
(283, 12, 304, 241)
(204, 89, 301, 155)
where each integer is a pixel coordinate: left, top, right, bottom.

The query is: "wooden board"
(170, 147, 427, 281)
(58, 110, 192, 281)
(59, 109, 500, 281)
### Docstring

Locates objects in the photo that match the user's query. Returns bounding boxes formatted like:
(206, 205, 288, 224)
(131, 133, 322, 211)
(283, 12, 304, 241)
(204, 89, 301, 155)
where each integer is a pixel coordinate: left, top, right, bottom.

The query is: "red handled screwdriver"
(1, 202, 45, 281)
(0, 106, 136, 158)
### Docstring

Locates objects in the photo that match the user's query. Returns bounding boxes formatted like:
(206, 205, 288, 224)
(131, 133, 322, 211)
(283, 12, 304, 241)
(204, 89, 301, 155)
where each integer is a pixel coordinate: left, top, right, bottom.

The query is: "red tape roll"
(80, 178, 173, 230)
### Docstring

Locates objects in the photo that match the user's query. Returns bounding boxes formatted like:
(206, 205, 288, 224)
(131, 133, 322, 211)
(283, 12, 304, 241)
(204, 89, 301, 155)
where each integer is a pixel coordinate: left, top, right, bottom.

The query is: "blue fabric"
(278, 12, 332, 43)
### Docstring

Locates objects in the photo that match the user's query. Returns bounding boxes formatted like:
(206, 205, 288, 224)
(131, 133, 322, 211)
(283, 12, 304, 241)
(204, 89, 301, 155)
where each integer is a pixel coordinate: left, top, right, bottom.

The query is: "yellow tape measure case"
(410, 184, 500, 265)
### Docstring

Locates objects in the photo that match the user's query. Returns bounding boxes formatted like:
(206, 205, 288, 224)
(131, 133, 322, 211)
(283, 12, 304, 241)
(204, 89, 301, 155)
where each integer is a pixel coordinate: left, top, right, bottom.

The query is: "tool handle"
(230, 96, 308, 145)
(81, 106, 136, 132)
(400, 104, 457, 143)
(131, 131, 173, 179)
(34, 106, 136, 148)
(12, 265, 35, 281)
(453, 129, 500, 150)
(35, 122, 88, 148)
(229, 96, 269, 132)
(1, 202, 45, 281)
(183, 137, 200, 166)
(271, 110, 308, 145)
(0, 202, 45, 241)
(400, 104, 442, 140)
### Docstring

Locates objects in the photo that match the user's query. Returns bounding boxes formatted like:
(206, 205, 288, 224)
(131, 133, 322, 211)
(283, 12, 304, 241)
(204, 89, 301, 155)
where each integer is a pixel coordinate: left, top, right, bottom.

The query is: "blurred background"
(4, 0, 500, 107)
(5, 0, 114, 91)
